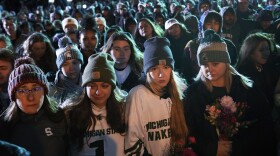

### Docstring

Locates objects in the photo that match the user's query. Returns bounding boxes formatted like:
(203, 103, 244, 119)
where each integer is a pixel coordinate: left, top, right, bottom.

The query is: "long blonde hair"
(146, 71, 188, 146)
(195, 64, 253, 93)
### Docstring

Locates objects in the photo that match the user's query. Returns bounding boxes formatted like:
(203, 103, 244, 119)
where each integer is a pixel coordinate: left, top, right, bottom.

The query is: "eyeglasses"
(16, 87, 44, 96)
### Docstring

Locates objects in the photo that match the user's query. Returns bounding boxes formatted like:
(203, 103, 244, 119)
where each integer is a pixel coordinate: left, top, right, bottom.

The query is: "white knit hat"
(61, 17, 79, 32)
(95, 17, 107, 27)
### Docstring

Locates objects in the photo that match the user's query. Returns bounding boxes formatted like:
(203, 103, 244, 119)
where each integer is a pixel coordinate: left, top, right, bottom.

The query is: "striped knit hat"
(8, 57, 48, 101)
(197, 29, 230, 66)
(56, 45, 84, 69)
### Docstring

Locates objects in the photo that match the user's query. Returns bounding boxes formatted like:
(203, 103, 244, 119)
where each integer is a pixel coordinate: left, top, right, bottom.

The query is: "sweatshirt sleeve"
(124, 87, 146, 156)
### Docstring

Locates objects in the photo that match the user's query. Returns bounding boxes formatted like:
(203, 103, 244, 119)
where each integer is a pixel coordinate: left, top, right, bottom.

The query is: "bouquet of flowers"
(205, 96, 252, 140)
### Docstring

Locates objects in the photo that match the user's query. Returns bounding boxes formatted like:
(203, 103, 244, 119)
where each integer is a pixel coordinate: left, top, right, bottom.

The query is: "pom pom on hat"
(8, 57, 48, 101)
(82, 53, 116, 88)
(56, 45, 84, 69)
(143, 37, 174, 73)
(197, 29, 230, 66)
(58, 36, 73, 48)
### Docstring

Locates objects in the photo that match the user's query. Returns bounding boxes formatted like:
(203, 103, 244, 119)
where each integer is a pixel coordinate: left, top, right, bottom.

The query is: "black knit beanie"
(143, 37, 174, 73)
(8, 57, 48, 101)
(82, 53, 116, 88)
(197, 29, 230, 66)
(56, 45, 84, 69)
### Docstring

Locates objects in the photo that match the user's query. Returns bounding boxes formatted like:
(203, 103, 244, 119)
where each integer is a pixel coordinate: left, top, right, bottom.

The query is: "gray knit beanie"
(56, 45, 84, 69)
(143, 37, 174, 73)
(82, 53, 116, 88)
(197, 29, 230, 66)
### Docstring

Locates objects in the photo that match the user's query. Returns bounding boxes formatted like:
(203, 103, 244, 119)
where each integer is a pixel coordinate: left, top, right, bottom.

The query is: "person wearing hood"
(220, 6, 260, 51)
(184, 10, 237, 84)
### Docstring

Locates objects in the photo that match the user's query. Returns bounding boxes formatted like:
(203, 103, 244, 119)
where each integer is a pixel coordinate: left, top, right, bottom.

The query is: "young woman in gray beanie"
(184, 29, 276, 156)
(0, 56, 67, 156)
(62, 53, 127, 156)
(125, 36, 188, 155)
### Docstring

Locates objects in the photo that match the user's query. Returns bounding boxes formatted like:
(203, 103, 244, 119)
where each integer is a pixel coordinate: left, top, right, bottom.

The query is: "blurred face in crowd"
(148, 64, 172, 89)
(204, 19, 220, 33)
(61, 59, 81, 81)
(138, 5, 145, 13)
(186, 2, 194, 10)
(64, 24, 77, 33)
(260, 20, 272, 30)
(97, 24, 105, 33)
(0, 41, 7, 49)
(0, 59, 13, 86)
(138, 20, 153, 39)
(201, 62, 227, 87)
(170, 3, 176, 14)
(237, 0, 249, 12)
(223, 11, 236, 26)
(167, 24, 181, 39)
(15, 83, 44, 114)
(200, 3, 210, 13)
(250, 40, 270, 65)
(29, 42, 46, 61)
(155, 17, 164, 28)
(110, 40, 131, 69)
(2, 19, 16, 36)
(79, 30, 98, 52)
(86, 82, 112, 108)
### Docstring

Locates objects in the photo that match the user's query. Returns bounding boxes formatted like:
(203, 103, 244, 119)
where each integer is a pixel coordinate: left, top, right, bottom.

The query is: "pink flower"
(220, 96, 237, 113)
(188, 136, 196, 144)
(205, 96, 252, 140)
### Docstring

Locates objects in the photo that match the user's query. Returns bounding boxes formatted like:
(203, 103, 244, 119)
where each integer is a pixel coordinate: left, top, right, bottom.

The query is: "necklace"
(256, 65, 263, 72)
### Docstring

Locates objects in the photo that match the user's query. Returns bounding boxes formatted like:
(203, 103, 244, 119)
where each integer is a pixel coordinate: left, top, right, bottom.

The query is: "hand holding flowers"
(205, 96, 252, 140)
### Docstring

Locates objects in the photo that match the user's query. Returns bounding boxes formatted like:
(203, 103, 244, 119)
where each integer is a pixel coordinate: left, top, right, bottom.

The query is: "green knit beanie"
(82, 53, 116, 88)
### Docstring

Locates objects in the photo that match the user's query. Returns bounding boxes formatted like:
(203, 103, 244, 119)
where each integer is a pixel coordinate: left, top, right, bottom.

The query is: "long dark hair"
(63, 87, 126, 151)
(103, 31, 143, 76)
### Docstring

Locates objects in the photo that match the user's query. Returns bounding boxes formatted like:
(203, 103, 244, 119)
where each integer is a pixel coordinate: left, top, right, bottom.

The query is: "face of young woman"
(250, 40, 270, 65)
(0, 41, 7, 48)
(79, 30, 98, 51)
(86, 82, 112, 108)
(167, 24, 181, 39)
(15, 83, 44, 114)
(0, 60, 13, 85)
(138, 21, 153, 39)
(201, 62, 227, 87)
(148, 64, 172, 89)
(204, 19, 220, 33)
(61, 59, 82, 80)
(110, 40, 131, 69)
(30, 41, 46, 60)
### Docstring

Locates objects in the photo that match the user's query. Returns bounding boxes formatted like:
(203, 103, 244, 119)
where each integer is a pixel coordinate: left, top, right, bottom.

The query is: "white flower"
(220, 96, 237, 112)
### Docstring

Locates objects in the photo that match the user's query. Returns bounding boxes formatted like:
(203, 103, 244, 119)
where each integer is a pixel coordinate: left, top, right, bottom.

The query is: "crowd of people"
(0, 0, 280, 155)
